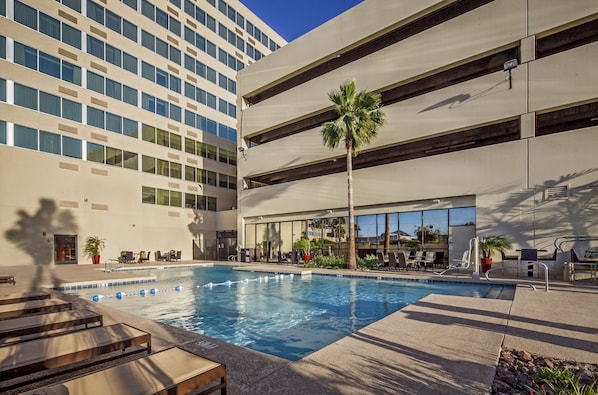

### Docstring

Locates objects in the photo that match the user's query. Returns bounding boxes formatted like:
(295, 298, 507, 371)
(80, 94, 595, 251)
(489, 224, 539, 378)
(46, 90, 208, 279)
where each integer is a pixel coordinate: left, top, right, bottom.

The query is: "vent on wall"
(544, 186, 569, 201)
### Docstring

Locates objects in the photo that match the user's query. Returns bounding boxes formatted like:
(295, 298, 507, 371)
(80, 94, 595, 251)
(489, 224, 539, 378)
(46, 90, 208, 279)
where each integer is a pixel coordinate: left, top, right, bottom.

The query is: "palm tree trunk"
(347, 145, 356, 270)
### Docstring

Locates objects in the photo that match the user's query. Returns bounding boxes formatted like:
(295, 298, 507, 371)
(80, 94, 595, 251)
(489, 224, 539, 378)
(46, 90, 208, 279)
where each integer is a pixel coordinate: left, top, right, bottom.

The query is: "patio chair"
(437, 250, 471, 275)
(407, 251, 424, 270)
(175, 250, 182, 261)
(396, 252, 408, 271)
(422, 251, 436, 271)
(18, 347, 226, 395)
(0, 291, 50, 305)
(0, 323, 151, 379)
(155, 250, 167, 262)
(0, 299, 72, 319)
(0, 309, 103, 344)
(388, 252, 398, 270)
(124, 251, 135, 263)
(0, 275, 15, 286)
(377, 252, 389, 270)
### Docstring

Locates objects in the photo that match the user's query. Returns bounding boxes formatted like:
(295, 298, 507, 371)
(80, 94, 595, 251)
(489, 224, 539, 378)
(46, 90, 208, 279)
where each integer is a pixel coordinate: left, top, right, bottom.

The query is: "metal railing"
(484, 261, 549, 292)
(554, 235, 598, 252)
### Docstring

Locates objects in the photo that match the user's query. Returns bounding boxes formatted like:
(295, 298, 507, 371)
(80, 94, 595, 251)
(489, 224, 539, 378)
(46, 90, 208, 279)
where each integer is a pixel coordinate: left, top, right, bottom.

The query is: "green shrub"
(313, 255, 347, 269)
(357, 254, 379, 270)
(529, 367, 598, 395)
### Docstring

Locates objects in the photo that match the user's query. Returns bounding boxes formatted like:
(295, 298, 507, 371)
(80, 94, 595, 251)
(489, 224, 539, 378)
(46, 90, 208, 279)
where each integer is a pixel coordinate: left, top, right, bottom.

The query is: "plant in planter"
(84, 236, 105, 264)
(478, 235, 512, 273)
(293, 237, 311, 263)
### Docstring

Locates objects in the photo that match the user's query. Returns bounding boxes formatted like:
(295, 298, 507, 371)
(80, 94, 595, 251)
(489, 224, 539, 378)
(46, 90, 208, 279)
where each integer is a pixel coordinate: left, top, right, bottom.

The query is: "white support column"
(472, 237, 480, 280)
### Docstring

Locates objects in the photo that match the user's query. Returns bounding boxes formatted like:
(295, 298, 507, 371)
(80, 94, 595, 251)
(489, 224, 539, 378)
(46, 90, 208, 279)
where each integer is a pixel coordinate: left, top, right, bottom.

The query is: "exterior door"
(55, 234, 77, 264)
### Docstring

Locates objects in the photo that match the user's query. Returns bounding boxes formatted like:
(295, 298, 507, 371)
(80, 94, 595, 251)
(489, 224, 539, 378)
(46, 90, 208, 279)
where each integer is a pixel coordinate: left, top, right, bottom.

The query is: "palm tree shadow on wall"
(477, 169, 598, 251)
(188, 210, 210, 259)
(5, 198, 78, 290)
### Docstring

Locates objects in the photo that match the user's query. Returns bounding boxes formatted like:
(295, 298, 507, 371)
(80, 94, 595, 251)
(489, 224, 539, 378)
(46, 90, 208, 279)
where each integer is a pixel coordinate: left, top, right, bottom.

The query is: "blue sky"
(239, 0, 363, 42)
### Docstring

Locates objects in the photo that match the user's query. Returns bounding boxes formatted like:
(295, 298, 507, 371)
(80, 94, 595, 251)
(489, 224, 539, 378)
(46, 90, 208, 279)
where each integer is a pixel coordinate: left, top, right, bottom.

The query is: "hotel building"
(0, 0, 284, 264)
(237, 0, 598, 276)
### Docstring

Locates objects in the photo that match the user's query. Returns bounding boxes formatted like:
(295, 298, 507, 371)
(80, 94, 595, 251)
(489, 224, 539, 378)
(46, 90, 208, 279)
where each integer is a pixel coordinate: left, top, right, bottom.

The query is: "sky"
(239, 0, 363, 42)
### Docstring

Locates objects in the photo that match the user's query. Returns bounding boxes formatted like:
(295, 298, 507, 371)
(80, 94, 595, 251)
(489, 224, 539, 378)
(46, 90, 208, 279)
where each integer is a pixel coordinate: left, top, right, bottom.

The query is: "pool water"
(65, 266, 514, 361)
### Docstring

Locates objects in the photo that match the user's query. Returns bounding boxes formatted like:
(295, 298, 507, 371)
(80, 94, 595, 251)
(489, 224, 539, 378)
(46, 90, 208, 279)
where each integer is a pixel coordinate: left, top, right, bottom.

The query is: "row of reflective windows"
(142, 186, 218, 211)
(10, 1, 238, 115)
(245, 208, 476, 252)
(206, 0, 281, 51)
(59, 0, 259, 71)
(0, 121, 237, 191)
(2, 78, 236, 163)
(2, 41, 237, 142)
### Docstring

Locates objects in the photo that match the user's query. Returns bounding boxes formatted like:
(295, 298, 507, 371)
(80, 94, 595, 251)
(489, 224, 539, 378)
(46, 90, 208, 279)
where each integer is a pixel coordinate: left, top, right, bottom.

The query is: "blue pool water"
(64, 266, 514, 361)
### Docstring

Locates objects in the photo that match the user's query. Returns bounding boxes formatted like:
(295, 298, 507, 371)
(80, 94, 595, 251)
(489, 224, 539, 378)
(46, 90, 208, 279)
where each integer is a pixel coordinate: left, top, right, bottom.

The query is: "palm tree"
(321, 79, 385, 270)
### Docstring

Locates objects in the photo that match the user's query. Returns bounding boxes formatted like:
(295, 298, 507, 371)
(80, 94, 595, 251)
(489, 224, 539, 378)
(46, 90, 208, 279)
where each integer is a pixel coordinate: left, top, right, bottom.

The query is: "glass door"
(54, 234, 77, 264)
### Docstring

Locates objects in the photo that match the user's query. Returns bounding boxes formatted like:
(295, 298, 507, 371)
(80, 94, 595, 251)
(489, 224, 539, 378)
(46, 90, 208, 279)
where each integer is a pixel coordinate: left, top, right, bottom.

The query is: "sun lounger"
(0, 299, 72, 319)
(0, 309, 103, 344)
(0, 323, 151, 379)
(0, 275, 15, 286)
(0, 291, 50, 305)
(20, 347, 226, 395)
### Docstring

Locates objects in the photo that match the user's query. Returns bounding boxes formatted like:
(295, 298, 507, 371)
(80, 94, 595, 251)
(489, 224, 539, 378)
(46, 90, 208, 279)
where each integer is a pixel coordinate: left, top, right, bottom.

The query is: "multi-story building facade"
(0, 0, 284, 264)
(237, 0, 597, 276)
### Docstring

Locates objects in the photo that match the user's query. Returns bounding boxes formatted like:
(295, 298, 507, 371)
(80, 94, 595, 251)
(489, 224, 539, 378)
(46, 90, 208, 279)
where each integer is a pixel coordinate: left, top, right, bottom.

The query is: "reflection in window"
(63, 136, 81, 158)
(449, 207, 476, 226)
(142, 155, 155, 173)
(142, 186, 156, 204)
(40, 130, 61, 154)
(123, 151, 137, 170)
(156, 188, 169, 205)
(87, 142, 104, 163)
(14, 124, 37, 150)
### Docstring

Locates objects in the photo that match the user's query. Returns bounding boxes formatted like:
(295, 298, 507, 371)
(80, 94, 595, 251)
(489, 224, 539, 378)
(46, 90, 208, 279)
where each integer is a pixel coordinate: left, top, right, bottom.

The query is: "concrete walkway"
(1, 261, 597, 394)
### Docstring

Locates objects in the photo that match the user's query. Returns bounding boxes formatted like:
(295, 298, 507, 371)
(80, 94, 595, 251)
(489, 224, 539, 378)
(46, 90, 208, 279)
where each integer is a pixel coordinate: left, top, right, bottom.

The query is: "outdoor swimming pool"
(64, 265, 514, 361)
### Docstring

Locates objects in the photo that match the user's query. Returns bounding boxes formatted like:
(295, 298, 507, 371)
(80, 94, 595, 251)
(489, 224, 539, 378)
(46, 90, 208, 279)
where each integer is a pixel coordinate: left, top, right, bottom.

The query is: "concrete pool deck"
(1, 261, 597, 394)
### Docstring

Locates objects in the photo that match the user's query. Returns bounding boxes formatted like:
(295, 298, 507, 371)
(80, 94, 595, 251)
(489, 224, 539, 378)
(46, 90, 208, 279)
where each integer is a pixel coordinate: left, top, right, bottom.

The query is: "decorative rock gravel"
(492, 349, 598, 394)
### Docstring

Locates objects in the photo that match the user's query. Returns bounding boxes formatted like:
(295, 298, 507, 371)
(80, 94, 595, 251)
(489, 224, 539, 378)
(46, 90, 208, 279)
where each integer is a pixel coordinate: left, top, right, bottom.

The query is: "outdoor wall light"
(327, 209, 333, 214)
(258, 216, 264, 220)
(503, 59, 518, 89)
(433, 199, 441, 204)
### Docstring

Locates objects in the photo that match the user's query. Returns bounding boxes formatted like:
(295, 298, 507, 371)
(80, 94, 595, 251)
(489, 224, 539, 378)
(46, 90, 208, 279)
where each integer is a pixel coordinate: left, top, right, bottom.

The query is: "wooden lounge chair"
(0, 298, 72, 319)
(0, 309, 103, 344)
(20, 347, 226, 395)
(0, 275, 15, 286)
(0, 323, 151, 379)
(0, 291, 50, 305)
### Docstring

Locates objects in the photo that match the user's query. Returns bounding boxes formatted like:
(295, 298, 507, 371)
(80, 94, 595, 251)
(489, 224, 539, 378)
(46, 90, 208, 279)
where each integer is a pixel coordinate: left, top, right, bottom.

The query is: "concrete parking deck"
(1, 261, 597, 394)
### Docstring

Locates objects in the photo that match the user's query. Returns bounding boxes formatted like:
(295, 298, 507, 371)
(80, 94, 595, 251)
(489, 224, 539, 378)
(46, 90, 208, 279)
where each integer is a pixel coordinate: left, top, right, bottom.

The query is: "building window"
(87, 142, 104, 163)
(40, 130, 61, 155)
(14, 124, 38, 150)
(142, 155, 156, 173)
(63, 136, 82, 159)
(142, 186, 156, 204)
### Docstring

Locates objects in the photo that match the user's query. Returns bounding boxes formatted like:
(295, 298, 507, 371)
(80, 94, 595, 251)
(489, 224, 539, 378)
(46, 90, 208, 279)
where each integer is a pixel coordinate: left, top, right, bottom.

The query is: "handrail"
(554, 235, 598, 252)
(485, 261, 549, 292)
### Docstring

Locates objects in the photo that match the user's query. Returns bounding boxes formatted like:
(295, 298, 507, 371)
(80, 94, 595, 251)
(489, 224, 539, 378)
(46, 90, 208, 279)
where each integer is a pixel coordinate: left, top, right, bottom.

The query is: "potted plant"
(478, 235, 512, 273)
(84, 236, 105, 264)
(293, 237, 311, 263)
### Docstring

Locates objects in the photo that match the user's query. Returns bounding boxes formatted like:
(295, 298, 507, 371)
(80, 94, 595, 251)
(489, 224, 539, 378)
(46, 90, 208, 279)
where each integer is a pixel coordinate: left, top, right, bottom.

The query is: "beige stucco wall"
(236, 0, 598, 258)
